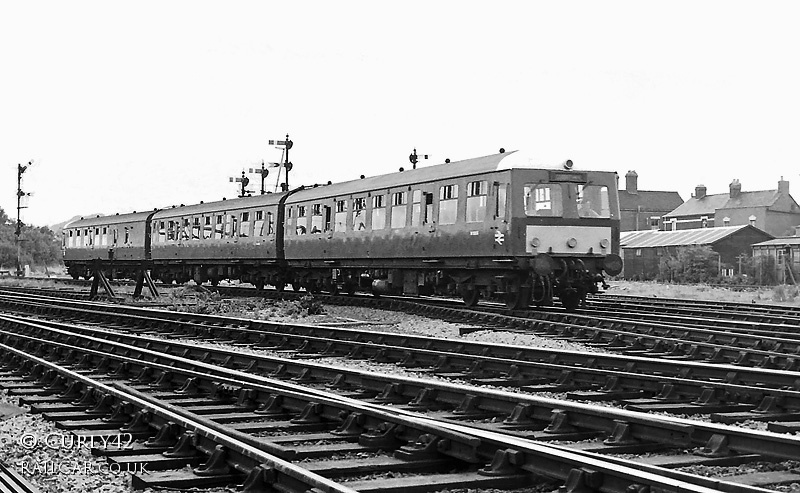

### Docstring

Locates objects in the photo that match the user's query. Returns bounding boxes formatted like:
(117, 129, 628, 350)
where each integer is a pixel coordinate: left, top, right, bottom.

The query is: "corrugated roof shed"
(621, 225, 758, 248)
(752, 237, 800, 247)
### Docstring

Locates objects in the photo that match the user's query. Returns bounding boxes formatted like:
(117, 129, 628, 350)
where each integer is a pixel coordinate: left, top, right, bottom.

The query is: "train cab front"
(515, 161, 622, 310)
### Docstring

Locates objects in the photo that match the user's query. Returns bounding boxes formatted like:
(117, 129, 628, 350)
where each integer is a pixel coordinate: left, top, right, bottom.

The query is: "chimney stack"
(779, 176, 790, 195)
(695, 184, 706, 199)
(729, 179, 741, 198)
(625, 170, 638, 194)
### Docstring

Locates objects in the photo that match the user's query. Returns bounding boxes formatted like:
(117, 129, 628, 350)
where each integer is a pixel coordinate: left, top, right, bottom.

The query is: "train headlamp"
(566, 237, 577, 248)
(562, 159, 574, 170)
(530, 237, 540, 248)
(599, 238, 609, 249)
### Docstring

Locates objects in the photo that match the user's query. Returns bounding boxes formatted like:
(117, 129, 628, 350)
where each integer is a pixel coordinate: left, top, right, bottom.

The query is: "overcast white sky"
(2, 1, 799, 227)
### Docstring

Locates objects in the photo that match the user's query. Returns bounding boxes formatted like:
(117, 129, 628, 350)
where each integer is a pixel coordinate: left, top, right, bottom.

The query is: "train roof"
(64, 211, 156, 229)
(288, 150, 583, 202)
(152, 192, 286, 220)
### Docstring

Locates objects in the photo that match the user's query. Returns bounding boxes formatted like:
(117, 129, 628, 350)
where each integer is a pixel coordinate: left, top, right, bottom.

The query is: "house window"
(701, 216, 708, 228)
(723, 217, 730, 227)
(749, 215, 757, 226)
(635, 249, 642, 257)
(649, 217, 660, 230)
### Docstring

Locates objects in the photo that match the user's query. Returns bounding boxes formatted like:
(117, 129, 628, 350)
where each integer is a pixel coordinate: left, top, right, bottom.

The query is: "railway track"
(1, 311, 776, 492)
(2, 292, 800, 424)
(1, 287, 800, 490)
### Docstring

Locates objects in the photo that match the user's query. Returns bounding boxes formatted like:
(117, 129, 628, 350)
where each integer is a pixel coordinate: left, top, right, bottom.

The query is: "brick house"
(618, 171, 684, 232)
(663, 178, 800, 237)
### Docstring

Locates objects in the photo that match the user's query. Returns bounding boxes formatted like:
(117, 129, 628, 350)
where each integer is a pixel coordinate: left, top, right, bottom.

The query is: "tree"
(0, 207, 62, 271)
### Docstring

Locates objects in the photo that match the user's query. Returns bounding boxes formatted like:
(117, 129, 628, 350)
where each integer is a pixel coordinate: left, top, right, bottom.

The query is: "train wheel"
(504, 278, 530, 310)
(532, 276, 553, 307)
(461, 287, 479, 307)
(275, 283, 285, 292)
(560, 289, 581, 311)
(254, 279, 265, 291)
(344, 281, 356, 296)
(292, 281, 302, 292)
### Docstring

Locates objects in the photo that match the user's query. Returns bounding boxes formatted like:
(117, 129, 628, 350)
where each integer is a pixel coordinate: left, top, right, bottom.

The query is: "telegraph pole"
(15, 161, 32, 277)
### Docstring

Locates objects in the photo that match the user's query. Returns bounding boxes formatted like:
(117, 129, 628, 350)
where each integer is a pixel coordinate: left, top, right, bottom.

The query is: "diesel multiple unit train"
(62, 150, 622, 310)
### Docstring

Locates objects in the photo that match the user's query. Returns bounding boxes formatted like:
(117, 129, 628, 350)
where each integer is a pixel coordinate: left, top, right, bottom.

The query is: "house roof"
(666, 190, 780, 218)
(619, 190, 683, 212)
(620, 225, 771, 249)
(752, 237, 800, 247)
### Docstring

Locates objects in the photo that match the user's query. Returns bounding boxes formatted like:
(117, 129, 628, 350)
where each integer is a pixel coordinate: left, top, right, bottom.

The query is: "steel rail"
(5, 288, 800, 371)
(0, 323, 773, 493)
(5, 309, 800, 418)
(2, 314, 800, 465)
(0, 341, 358, 493)
(3, 295, 800, 396)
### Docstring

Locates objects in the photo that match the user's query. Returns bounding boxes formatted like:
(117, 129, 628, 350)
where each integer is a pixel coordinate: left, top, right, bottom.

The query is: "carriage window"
(215, 215, 224, 239)
(112, 228, 118, 245)
(298, 206, 306, 218)
(335, 200, 347, 232)
(311, 204, 323, 234)
(182, 219, 191, 240)
(524, 184, 563, 217)
(124, 227, 130, 245)
(267, 212, 274, 235)
(466, 181, 487, 223)
(203, 216, 212, 239)
(372, 195, 386, 230)
(101, 227, 108, 246)
(254, 210, 264, 236)
(228, 214, 237, 237)
(167, 221, 176, 241)
(439, 184, 458, 225)
(353, 197, 367, 231)
(241, 211, 251, 237)
(192, 217, 201, 240)
(411, 190, 422, 226)
(391, 191, 407, 229)
(573, 184, 610, 218)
